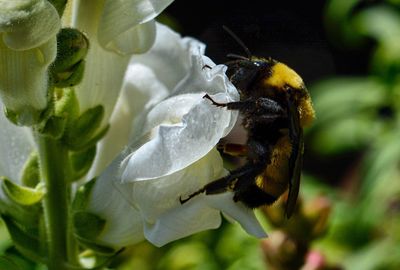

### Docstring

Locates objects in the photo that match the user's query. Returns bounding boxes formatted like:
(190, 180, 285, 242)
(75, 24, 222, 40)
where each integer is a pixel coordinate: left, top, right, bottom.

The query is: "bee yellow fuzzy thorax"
(299, 97, 315, 127)
(264, 62, 304, 90)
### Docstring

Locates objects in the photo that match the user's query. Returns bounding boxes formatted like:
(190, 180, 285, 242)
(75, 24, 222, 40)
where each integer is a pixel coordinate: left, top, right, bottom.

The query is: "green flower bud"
(50, 28, 89, 87)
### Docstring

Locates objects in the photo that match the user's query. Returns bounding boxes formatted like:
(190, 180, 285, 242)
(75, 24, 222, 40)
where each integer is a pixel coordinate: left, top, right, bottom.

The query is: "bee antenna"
(223, 25, 252, 60)
(226, 53, 249, 61)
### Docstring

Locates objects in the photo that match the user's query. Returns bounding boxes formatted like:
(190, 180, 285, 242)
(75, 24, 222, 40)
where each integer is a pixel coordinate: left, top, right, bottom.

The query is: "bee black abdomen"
(234, 184, 278, 208)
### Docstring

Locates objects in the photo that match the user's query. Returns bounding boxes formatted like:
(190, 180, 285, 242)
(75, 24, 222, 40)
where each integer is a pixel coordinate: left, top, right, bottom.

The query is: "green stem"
(36, 134, 76, 269)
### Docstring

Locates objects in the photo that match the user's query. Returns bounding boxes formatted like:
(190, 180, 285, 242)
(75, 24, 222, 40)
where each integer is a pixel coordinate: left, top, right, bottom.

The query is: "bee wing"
(286, 98, 304, 218)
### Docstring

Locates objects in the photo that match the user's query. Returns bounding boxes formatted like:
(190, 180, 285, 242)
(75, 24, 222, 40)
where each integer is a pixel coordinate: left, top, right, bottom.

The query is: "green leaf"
(2, 246, 42, 270)
(75, 236, 116, 256)
(310, 77, 386, 124)
(1, 215, 45, 264)
(353, 5, 400, 42)
(0, 256, 21, 270)
(311, 115, 382, 155)
(73, 211, 106, 241)
(343, 239, 400, 270)
(309, 77, 389, 154)
(1, 177, 45, 206)
(324, 0, 365, 47)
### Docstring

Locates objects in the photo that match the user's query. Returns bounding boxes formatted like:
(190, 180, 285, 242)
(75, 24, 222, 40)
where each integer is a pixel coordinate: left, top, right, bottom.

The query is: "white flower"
(0, 101, 35, 203)
(87, 23, 266, 247)
(68, 0, 173, 131)
(0, 0, 60, 125)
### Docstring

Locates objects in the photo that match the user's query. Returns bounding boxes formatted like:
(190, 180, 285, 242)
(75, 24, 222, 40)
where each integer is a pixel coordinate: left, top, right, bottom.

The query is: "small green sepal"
(39, 115, 67, 139)
(4, 107, 42, 127)
(64, 105, 107, 150)
(72, 178, 96, 211)
(37, 87, 80, 138)
(70, 146, 97, 181)
(1, 177, 45, 206)
(73, 211, 106, 241)
(20, 152, 40, 188)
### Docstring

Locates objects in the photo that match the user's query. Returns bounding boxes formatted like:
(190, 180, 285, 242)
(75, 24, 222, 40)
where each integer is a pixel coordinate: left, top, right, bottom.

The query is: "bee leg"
(255, 97, 286, 115)
(203, 94, 256, 110)
(179, 187, 206, 204)
(180, 163, 262, 204)
(203, 94, 228, 107)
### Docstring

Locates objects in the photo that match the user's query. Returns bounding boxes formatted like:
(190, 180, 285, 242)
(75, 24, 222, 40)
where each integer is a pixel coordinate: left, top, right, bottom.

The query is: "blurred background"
(2, 0, 400, 269)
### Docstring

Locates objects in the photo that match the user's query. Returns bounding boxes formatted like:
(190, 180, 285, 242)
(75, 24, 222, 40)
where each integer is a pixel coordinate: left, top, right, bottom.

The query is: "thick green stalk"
(36, 133, 75, 269)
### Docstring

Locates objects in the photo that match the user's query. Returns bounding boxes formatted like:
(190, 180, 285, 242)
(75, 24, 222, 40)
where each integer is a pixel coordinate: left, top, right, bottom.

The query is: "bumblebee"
(180, 29, 315, 218)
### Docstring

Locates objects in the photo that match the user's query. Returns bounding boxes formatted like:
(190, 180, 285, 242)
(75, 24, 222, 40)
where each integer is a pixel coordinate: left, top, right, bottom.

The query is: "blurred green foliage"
(2, 0, 400, 269)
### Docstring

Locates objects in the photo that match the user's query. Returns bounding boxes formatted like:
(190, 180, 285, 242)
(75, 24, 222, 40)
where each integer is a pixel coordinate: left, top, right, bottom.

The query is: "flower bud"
(50, 28, 89, 88)
(0, 0, 60, 125)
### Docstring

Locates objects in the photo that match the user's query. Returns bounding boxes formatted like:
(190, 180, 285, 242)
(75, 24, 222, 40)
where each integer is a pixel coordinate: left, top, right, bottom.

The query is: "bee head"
(225, 57, 275, 95)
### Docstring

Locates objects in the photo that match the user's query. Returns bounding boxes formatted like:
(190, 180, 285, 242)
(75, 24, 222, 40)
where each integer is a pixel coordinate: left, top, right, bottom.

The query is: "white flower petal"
(0, 0, 60, 50)
(119, 25, 238, 181)
(121, 92, 236, 181)
(132, 23, 206, 91)
(71, 2, 168, 129)
(144, 199, 221, 247)
(88, 156, 144, 247)
(98, 0, 173, 54)
(88, 63, 170, 177)
(0, 101, 34, 182)
(132, 148, 225, 246)
(0, 36, 56, 125)
(131, 148, 225, 219)
(89, 23, 219, 177)
(74, 38, 131, 131)
(206, 193, 267, 238)
(99, 18, 156, 55)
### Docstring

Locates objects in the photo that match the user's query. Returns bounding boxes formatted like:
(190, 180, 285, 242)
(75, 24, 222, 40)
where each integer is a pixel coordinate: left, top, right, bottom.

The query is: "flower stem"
(36, 133, 75, 269)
